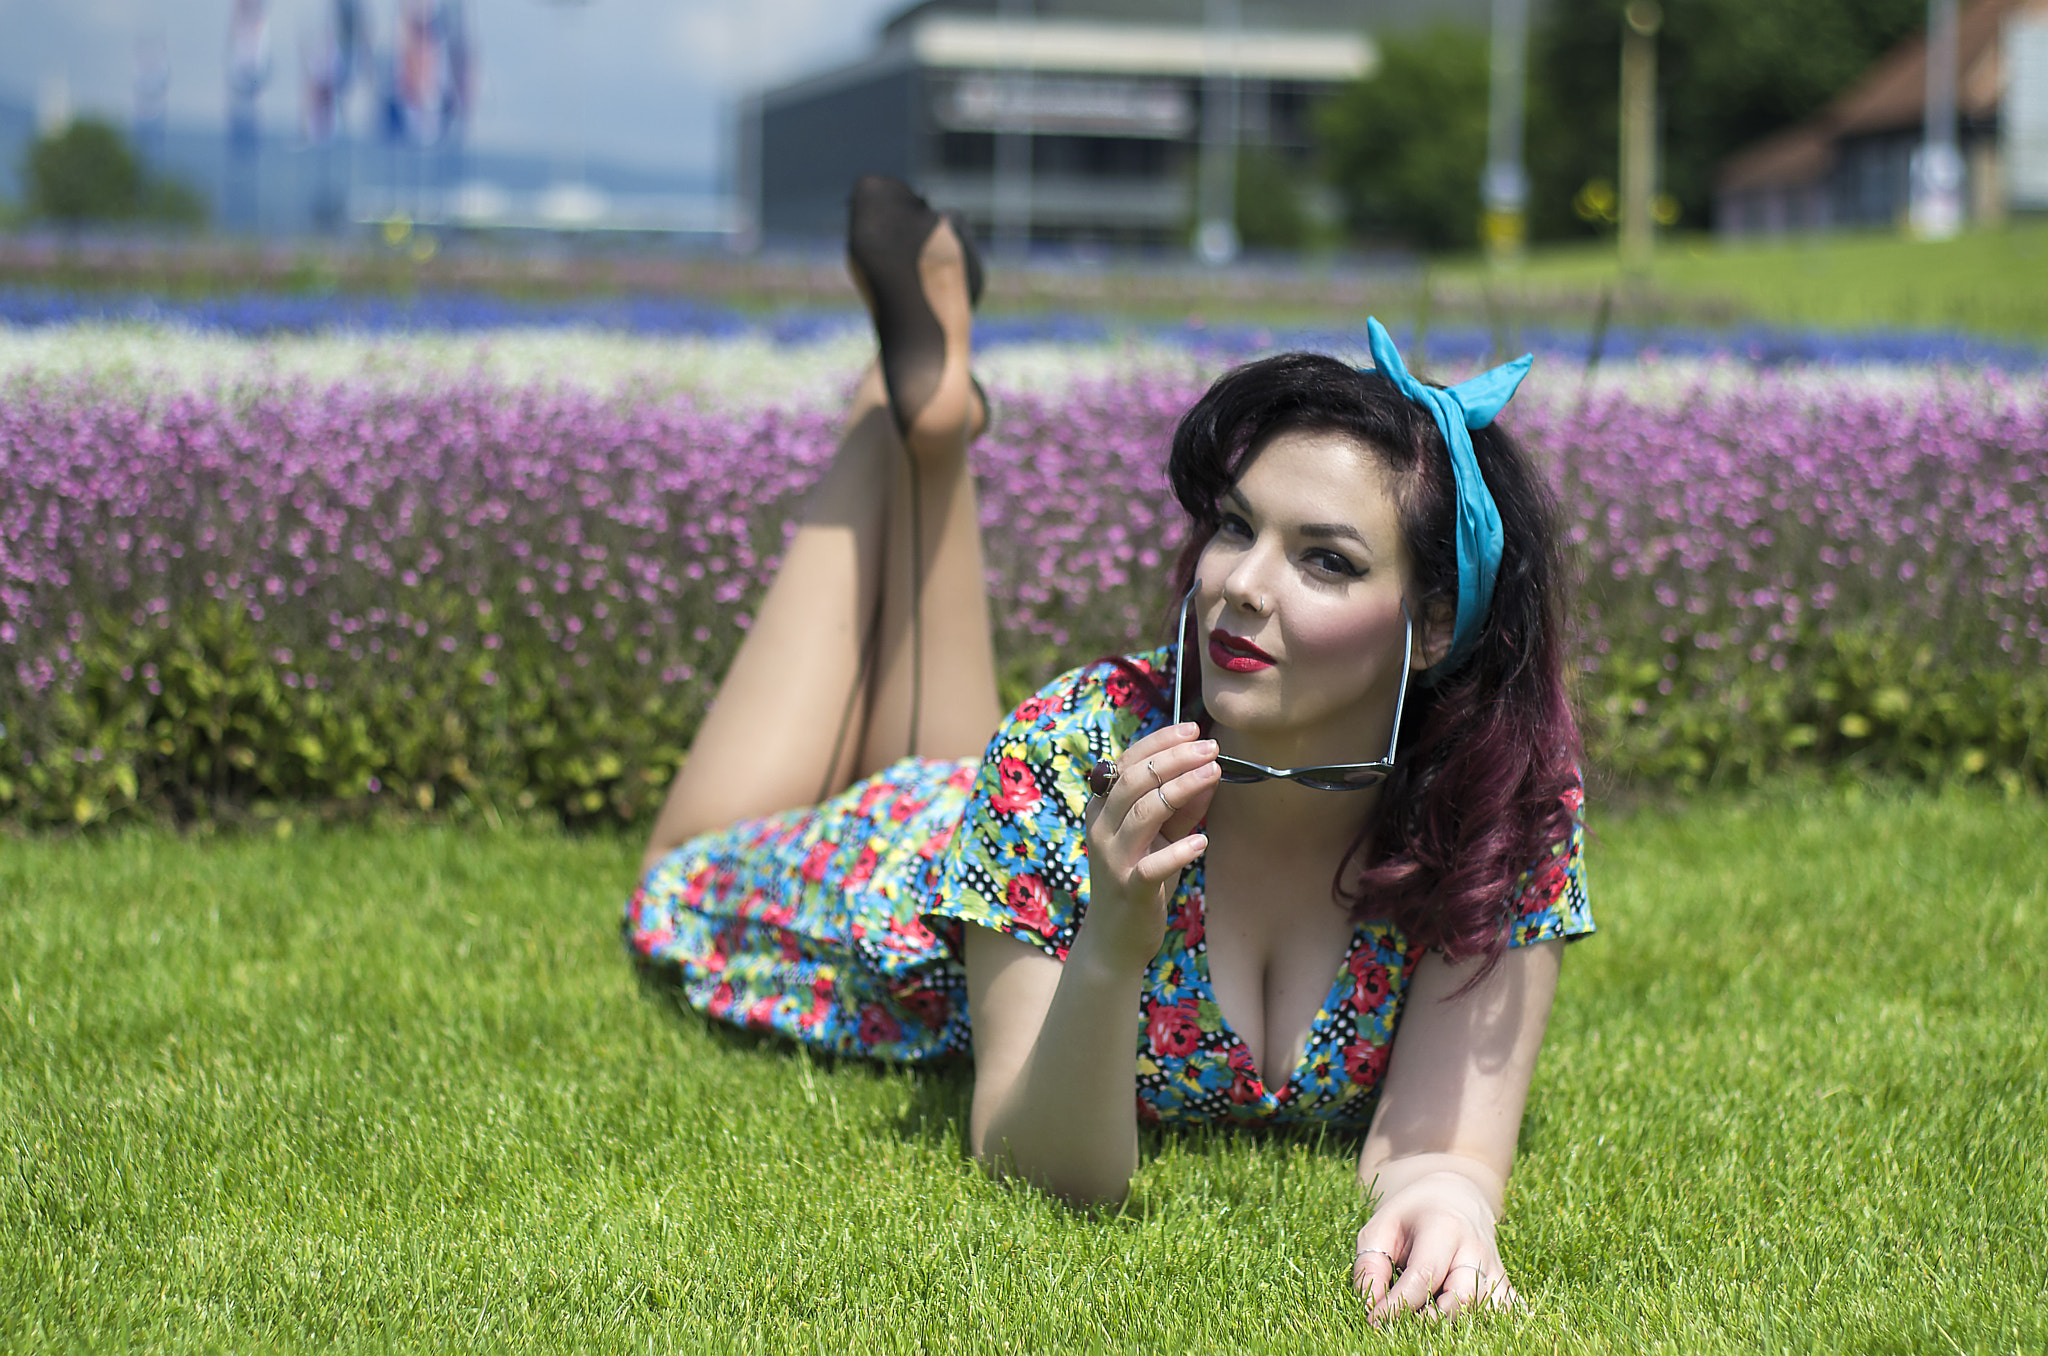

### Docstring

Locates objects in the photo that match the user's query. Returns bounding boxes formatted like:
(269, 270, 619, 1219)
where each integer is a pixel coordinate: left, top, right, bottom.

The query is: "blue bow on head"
(1363, 317, 1532, 682)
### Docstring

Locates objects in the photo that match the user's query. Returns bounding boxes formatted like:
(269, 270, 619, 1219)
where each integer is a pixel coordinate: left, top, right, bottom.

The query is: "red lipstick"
(1208, 629, 1275, 673)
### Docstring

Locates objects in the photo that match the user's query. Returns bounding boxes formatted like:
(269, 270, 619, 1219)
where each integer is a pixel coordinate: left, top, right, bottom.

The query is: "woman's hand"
(1078, 722, 1219, 973)
(1352, 1168, 1520, 1322)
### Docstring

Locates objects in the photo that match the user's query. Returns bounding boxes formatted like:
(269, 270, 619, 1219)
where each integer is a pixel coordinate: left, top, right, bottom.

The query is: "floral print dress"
(623, 649, 1593, 1130)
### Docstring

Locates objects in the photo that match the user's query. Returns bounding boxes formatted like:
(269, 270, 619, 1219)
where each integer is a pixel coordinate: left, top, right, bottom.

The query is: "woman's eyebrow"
(1221, 489, 1374, 553)
(1300, 522, 1373, 553)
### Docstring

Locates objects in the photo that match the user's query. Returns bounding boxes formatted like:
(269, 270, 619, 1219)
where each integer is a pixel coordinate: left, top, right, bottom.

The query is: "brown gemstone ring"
(1086, 757, 1119, 797)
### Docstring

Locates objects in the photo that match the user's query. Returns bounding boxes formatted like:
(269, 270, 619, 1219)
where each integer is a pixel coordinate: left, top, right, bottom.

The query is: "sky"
(0, 0, 909, 185)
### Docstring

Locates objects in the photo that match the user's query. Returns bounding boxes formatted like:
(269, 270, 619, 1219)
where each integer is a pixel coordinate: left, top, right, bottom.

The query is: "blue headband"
(1362, 317, 1532, 681)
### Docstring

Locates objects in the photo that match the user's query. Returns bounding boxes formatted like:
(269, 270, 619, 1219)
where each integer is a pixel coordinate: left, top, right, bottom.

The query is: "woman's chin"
(1199, 689, 1286, 736)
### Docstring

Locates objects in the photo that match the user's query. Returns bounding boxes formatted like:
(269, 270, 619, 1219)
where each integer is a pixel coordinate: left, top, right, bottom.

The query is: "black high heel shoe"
(846, 176, 985, 438)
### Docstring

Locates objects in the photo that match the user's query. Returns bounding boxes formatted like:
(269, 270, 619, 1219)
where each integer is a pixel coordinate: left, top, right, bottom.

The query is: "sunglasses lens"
(1293, 768, 1388, 791)
(1215, 760, 1267, 784)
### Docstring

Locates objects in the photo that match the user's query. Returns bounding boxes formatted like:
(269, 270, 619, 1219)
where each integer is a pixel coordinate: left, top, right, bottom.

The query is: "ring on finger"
(1086, 757, 1119, 797)
(1156, 784, 1176, 813)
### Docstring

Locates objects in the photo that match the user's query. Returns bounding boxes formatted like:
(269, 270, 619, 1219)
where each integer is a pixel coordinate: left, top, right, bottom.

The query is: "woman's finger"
(1114, 721, 1203, 769)
(1092, 730, 1204, 826)
(1479, 1270, 1520, 1313)
(1103, 747, 1215, 849)
(1352, 1235, 1397, 1308)
(1134, 833, 1207, 888)
(1375, 1228, 1457, 1322)
(1135, 762, 1218, 845)
(1429, 1258, 1486, 1320)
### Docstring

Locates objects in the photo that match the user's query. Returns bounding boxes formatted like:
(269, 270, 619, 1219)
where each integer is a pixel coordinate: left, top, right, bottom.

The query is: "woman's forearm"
(974, 930, 1146, 1205)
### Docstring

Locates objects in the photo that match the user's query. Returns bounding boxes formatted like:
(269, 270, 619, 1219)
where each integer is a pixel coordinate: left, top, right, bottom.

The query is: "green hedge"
(6, 600, 2043, 834)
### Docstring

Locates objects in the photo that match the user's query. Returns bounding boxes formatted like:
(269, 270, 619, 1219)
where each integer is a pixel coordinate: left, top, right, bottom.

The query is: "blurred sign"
(936, 75, 1193, 137)
(2007, 17, 2048, 209)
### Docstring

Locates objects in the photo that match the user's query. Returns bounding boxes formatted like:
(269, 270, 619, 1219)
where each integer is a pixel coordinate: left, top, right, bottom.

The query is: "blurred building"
(744, 0, 1475, 247)
(1716, 0, 2048, 235)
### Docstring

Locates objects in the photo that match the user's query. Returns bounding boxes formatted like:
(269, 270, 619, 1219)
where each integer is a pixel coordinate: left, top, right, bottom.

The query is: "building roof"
(906, 14, 1375, 80)
(1719, 123, 1837, 196)
(879, 0, 1489, 41)
(1717, 0, 2048, 193)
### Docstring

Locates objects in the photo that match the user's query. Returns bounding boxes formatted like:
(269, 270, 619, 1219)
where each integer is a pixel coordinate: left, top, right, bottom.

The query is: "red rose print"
(800, 840, 835, 883)
(1014, 695, 1054, 725)
(844, 843, 880, 889)
(1105, 670, 1140, 707)
(858, 1003, 902, 1046)
(856, 782, 894, 817)
(988, 757, 1042, 814)
(918, 823, 956, 859)
(708, 982, 736, 1019)
(1350, 961, 1392, 1011)
(1147, 999, 1203, 1058)
(896, 985, 951, 1029)
(888, 913, 936, 947)
(1520, 856, 1569, 914)
(1343, 1039, 1390, 1087)
(1226, 1043, 1264, 1103)
(778, 933, 803, 964)
(745, 996, 778, 1030)
(1005, 874, 1053, 935)
(1136, 1096, 1161, 1127)
(890, 795, 927, 821)
(1170, 896, 1204, 948)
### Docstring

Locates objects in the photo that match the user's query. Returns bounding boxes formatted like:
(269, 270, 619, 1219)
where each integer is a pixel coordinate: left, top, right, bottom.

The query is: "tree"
(1317, 26, 1492, 251)
(23, 116, 206, 228)
(1235, 149, 1312, 251)
(1318, 25, 1493, 251)
(1527, 0, 1928, 235)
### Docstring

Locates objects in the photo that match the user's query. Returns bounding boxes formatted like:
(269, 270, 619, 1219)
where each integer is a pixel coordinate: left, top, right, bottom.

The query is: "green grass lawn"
(1438, 221, 2048, 338)
(4, 780, 2045, 1353)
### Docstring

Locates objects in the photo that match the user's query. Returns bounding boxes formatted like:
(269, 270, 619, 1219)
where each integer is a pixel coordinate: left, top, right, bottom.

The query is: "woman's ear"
(1411, 596, 1455, 673)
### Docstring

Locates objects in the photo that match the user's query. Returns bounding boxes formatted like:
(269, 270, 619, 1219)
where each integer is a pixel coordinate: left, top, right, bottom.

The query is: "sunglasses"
(1170, 581, 1412, 791)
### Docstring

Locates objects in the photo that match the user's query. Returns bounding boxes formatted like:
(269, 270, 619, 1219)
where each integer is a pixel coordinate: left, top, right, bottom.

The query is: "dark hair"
(1151, 351, 1581, 977)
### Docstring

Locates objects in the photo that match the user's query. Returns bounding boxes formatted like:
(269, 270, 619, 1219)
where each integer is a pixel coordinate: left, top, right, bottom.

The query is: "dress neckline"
(1184, 856, 1367, 1096)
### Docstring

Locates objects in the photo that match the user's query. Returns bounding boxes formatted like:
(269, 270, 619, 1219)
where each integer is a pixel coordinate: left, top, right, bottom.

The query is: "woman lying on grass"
(625, 176, 1591, 1321)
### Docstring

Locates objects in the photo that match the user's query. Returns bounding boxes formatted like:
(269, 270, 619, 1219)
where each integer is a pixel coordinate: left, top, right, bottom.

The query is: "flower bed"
(3, 338, 2044, 826)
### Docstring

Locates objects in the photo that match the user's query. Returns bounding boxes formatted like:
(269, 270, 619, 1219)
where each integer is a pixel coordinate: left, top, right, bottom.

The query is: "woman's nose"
(1218, 553, 1276, 618)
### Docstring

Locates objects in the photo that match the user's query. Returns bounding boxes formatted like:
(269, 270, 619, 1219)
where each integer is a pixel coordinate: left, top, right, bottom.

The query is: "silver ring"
(1156, 785, 1175, 813)
(1358, 1248, 1392, 1261)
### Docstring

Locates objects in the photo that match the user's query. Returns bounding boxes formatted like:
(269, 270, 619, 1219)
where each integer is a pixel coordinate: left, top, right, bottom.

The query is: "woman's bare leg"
(640, 216, 1002, 872)
(858, 375, 1003, 776)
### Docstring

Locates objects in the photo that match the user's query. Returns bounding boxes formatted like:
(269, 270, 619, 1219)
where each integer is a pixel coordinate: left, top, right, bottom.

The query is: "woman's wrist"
(1359, 1152, 1505, 1221)
(1063, 916, 1157, 989)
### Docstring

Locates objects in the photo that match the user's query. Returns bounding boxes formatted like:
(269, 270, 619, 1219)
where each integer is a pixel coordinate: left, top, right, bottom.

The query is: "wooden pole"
(1482, 0, 1530, 265)
(1618, 0, 1661, 274)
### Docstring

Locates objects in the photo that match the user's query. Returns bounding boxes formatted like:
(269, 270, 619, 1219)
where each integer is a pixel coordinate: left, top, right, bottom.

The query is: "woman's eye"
(1305, 549, 1363, 577)
(1218, 513, 1252, 539)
